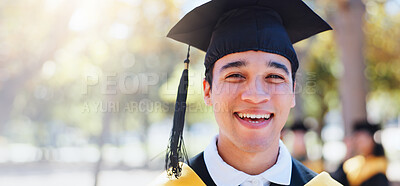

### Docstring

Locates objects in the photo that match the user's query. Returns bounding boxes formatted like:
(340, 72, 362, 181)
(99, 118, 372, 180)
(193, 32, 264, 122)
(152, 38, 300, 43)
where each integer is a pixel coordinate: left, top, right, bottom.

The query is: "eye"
(225, 73, 245, 82)
(267, 74, 284, 79)
(266, 74, 285, 83)
(226, 74, 245, 79)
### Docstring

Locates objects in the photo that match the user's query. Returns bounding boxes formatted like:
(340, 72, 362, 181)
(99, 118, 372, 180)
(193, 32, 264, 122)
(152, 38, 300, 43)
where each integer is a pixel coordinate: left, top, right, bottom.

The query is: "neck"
(216, 136, 280, 175)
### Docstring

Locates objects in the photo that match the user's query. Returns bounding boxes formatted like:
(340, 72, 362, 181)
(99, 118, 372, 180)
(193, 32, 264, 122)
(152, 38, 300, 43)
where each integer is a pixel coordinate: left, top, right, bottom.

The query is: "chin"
(235, 135, 275, 153)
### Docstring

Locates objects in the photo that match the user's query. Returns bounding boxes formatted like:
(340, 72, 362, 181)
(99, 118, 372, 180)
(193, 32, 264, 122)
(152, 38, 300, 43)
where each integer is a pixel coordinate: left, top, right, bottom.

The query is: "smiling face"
(353, 131, 375, 156)
(203, 51, 296, 153)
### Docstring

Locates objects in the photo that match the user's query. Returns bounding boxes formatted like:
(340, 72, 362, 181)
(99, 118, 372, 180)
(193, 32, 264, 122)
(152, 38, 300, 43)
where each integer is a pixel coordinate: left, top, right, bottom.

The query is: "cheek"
(210, 85, 238, 114)
(211, 81, 241, 102)
(268, 83, 293, 94)
(360, 136, 373, 148)
(212, 81, 241, 97)
(270, 85, 294, 107)
(355, 136, 370, 150)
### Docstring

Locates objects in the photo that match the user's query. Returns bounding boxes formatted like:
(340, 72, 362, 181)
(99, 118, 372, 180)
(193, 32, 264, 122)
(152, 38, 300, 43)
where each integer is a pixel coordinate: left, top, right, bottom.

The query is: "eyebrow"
(219, 60, 246, 72)
(267, 61, 289, 75)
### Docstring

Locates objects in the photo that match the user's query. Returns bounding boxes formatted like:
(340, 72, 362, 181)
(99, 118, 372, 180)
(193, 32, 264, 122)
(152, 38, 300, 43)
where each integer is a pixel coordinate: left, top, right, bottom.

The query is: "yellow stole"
(343, 155, 388, 186)
(151, 163, 206, 186)
(151, 163, 342, 186)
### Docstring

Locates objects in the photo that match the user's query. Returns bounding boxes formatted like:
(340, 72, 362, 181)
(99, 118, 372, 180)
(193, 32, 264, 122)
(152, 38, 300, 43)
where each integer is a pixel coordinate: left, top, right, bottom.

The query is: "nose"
(241, 76, 271, 104)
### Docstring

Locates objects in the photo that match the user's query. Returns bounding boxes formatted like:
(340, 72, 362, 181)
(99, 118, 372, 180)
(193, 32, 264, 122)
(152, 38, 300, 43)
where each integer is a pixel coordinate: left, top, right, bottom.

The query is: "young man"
(154, 0, 342, 185)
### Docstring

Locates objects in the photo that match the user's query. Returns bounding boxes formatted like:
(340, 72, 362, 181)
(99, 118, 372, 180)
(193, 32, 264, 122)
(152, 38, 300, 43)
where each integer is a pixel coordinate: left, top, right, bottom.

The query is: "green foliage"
(1, 0, 399, 149)
(300, 0, 400, 125)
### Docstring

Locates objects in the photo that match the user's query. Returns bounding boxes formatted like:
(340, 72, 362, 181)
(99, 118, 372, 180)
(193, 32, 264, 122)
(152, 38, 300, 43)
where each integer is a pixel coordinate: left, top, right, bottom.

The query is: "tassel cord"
(165, 45, 191, 178)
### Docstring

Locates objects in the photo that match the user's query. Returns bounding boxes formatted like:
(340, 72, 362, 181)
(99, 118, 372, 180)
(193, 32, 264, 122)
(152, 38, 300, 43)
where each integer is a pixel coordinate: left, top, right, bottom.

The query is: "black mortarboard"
(353, 120, 380, 136)
(165, 0, 332, 178)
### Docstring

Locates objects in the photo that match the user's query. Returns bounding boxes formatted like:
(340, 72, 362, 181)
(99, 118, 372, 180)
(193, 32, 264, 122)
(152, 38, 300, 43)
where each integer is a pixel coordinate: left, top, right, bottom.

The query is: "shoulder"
(291, 158, 318, 184)
(189, 152, 205, 169)
(305, 172, 343, 186)
(362, 173, 389, 186)
(330, 163, 350, 186)
(292, 158, 342, 186)
(189, 152, 216, 186)
(150, 152, 212, 186)
(150, 163, 206, 186)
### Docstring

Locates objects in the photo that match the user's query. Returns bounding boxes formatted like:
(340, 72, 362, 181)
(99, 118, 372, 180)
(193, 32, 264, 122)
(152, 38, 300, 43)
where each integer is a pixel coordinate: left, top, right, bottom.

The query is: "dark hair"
(205, 65, 214, 89)
(205, 63, 297, 90)
(352, 120, 385, 157)
(353, 120, 380, 135)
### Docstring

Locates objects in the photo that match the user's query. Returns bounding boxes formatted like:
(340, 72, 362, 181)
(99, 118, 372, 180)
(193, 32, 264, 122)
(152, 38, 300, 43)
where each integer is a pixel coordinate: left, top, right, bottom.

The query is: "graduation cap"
(165, 0, 332, 178)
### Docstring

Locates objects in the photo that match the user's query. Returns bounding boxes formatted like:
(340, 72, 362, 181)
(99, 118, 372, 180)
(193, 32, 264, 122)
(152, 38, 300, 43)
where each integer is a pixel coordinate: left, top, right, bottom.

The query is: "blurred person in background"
(331, 120, 389, 186)
(288, 120, 324, 173)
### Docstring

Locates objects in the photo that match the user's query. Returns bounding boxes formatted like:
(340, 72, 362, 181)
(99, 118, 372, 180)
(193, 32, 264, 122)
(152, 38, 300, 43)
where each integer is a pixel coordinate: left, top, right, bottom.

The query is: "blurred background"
(0, 0, 399, 185)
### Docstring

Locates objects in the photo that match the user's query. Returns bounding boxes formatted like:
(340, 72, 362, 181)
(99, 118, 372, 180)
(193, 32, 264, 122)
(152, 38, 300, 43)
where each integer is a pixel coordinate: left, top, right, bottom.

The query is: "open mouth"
(234, 112, 274, 125)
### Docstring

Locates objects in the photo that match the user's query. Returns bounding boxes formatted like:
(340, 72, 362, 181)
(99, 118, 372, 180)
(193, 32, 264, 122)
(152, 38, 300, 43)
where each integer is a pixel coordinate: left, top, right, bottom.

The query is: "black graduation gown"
(189, 152, 317, 186)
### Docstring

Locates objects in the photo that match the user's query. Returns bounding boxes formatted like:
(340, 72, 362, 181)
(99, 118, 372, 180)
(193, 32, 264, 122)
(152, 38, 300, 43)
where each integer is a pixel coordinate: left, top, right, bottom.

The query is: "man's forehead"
(214, 51, 292, 70)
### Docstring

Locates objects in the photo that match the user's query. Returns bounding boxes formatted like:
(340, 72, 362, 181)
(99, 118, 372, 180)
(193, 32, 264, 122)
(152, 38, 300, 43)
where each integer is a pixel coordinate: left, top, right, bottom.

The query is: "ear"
(203, 79, 212, 106)
(291, 81, 296, 108)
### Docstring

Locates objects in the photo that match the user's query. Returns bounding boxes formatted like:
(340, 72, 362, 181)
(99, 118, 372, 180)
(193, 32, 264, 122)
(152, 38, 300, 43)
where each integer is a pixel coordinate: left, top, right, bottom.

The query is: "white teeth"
(237, 113, 272, 119)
